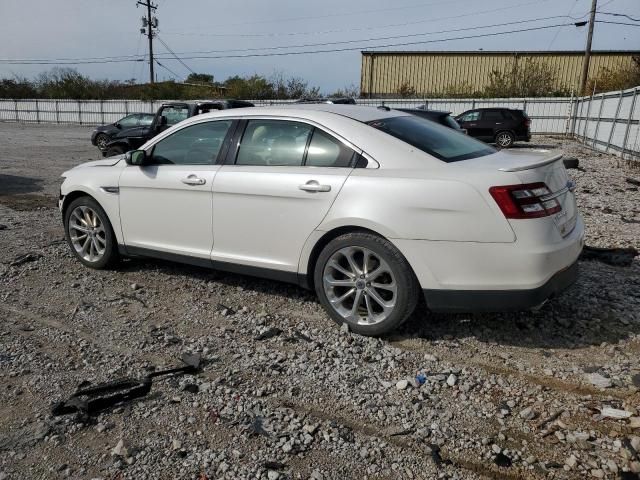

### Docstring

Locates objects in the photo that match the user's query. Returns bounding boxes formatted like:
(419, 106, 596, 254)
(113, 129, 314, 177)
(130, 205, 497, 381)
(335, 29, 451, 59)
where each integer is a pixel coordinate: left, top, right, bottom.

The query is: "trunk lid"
(458, 150, 578, 236)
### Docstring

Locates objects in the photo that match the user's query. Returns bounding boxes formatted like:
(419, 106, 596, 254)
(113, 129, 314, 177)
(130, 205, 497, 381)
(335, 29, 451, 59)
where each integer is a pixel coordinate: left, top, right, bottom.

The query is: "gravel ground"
(0, 123, 639, 480)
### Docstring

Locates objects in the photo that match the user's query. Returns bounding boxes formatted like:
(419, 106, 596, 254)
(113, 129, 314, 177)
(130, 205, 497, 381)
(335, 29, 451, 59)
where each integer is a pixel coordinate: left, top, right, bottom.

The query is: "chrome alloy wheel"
(322, 246, 397, 325)
(68, 206, 107, 262)
(496, 132, 513, 147)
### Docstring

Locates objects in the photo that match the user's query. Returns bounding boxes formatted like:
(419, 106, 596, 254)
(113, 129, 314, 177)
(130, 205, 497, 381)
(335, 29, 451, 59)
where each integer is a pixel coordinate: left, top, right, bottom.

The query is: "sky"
(0, 0, 638, 93)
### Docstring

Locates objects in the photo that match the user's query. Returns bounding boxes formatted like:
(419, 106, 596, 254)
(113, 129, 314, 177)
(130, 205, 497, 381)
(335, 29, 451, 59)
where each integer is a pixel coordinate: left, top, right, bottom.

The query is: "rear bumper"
(424, 259, 579, 313)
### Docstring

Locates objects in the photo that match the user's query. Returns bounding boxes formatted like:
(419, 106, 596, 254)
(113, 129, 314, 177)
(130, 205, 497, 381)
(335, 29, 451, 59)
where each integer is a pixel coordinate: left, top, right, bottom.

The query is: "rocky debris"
(8, 252, 42, 267)
(585, 372, 613, 388)
(1, 129, 640, 479)
(580, 245, 639, 267)
(600, 407, 633, 419)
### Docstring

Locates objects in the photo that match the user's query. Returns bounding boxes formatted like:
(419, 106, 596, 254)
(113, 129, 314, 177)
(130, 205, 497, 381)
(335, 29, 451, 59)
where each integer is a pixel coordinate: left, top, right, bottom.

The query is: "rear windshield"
(367, 115, 495, 162)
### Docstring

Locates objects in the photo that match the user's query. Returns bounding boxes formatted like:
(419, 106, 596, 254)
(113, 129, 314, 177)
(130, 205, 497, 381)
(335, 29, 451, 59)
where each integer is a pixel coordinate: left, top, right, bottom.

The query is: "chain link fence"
(1, 87, 638, 160)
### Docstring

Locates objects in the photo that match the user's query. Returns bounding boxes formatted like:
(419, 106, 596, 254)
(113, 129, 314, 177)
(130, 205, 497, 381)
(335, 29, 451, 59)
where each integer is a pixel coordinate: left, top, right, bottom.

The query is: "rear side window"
(482, 110, 505, 121)
(236, 120, 312, 166)
(306, 129, 354, 167)
(367, 115, 495, 162)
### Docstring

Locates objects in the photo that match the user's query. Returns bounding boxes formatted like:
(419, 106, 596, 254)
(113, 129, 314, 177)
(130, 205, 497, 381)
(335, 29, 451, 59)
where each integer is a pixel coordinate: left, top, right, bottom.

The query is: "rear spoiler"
(498, 153, 563, 172)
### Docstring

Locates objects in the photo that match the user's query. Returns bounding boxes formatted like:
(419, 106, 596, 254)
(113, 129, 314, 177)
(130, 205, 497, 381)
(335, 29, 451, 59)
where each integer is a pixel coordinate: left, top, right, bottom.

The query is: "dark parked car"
(100, 99, 254, 157)
(91, 113, 155, 150)
(396, 108, 465, 132)
(455, 108, 531, 148)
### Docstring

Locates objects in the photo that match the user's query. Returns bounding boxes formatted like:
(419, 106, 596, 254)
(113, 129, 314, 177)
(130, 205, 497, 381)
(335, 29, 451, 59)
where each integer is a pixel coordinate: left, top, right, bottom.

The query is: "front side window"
(118, 114, 138, 128)
(236, 120, 312, 166)
(306, 129, 354, 167)
(151, 120, 232, 165)
(367, 115, 495, 162)
(458, 111, 479, 122)
(161, 106, 189, 126)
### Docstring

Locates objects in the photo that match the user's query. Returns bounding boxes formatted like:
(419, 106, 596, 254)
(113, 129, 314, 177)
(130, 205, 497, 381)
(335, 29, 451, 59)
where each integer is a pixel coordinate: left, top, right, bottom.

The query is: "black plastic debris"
(580, 245, 638, 267)
(626, 177, 640, 187)
(562, 157, 581, 170)
(494, 452, 512, 468)
(263, 461, 286, 470)
(9, 252, 42, 267)
(51, 352, 202, 417)
(247, 416, 270, 437)
(183, 383, 199, 394)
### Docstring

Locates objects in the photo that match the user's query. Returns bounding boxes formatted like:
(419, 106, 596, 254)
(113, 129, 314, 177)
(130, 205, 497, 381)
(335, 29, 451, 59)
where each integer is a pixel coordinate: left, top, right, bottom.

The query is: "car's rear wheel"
(105, 145, 126, 157)
(64, 196, 118, 269)
(314, 232, 419, 336)
(95, 133, 109, 150)
(495, 131, 515, 148)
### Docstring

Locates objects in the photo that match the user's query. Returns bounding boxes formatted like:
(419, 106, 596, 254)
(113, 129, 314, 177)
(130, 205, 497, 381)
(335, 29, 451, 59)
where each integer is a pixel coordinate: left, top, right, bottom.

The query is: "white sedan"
(59, 105, 584, 336)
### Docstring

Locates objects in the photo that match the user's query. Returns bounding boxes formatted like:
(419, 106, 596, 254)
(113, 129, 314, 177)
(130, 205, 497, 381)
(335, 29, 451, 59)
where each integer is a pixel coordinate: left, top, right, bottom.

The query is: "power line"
(595, 19, 640, 27)
(548, 0, 580, 49)
(150, 16, 580, 57)
(154, 59, 180, 79)
(160, 0, 566, 38)
(0, 17, 583, 65)
(154, 23, 581, 61)
(155, 35, 196, 75)
(597, 11, 640, 21)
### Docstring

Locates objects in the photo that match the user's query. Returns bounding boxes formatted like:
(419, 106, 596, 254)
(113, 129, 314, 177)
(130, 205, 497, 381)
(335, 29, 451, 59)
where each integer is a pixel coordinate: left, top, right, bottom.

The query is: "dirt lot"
(0, 123, 639, 480)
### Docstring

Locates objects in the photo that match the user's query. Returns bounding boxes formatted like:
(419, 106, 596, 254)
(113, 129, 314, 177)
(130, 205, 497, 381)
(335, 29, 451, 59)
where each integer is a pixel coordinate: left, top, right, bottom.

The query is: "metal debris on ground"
(9, 252, 42, 266)
(51, 352, 202, 417)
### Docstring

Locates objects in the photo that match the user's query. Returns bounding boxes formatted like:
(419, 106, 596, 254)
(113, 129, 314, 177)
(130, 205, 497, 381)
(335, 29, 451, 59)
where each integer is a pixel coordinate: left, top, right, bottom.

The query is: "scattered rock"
(446, 374, 457, 387)
(600, 407, 633, 419)
(585, 372, 613, 389)
(396, 379, 409, 390)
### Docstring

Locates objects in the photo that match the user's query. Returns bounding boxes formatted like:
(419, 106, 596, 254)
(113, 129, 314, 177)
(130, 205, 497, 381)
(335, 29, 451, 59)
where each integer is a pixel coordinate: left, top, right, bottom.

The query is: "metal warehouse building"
(360, 50, 639, 97)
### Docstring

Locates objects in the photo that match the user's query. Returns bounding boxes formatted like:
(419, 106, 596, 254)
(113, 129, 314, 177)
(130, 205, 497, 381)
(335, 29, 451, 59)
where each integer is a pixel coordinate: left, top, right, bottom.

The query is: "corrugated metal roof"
(361, 50, 640, 55)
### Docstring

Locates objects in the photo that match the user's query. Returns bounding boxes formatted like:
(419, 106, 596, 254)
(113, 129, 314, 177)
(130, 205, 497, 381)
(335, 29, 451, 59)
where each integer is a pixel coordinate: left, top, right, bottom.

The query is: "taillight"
(489, 182, 561, 219)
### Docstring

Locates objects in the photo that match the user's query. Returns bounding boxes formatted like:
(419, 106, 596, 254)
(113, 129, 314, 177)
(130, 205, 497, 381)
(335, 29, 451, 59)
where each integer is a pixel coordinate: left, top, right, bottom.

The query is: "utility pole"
(137, 0, 158, 84)
(579, 0, 597, 95)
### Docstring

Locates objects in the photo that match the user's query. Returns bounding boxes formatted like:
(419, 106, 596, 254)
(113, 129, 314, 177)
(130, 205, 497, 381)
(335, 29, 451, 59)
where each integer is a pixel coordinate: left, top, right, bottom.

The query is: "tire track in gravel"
(388, 336, 633, 401)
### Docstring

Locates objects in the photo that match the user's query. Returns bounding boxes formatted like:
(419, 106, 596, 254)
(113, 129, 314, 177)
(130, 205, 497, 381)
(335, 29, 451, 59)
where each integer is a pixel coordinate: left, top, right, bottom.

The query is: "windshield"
(367, 115, 495, 162)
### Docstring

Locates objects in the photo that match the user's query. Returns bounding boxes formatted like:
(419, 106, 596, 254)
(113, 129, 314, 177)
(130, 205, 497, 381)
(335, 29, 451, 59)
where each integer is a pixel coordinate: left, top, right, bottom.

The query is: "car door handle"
(299, 181, 331, 193)
(181, 175, 206, 186)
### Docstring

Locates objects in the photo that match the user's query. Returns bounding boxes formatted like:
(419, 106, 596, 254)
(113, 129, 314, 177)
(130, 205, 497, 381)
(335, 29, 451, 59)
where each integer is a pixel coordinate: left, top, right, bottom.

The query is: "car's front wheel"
(495, 131, 515, 148)
(64, 196, 118, 269)
(95, 133, 109, 150)
(314, 232, 420, 336)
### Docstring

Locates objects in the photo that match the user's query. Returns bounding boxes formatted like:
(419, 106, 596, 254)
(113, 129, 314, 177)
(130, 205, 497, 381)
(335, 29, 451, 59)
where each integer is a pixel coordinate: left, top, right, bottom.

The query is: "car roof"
(193, 104, 410, 123)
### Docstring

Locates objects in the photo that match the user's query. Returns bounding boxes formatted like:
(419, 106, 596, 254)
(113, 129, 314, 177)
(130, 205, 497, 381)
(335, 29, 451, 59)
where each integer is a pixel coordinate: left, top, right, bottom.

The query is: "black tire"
(105, 145, 126, 157)
(95, 133, 109, 151)
(494, 131, 515, 148)
(64, 196, 119, 269)
(313, 232, 420, 336)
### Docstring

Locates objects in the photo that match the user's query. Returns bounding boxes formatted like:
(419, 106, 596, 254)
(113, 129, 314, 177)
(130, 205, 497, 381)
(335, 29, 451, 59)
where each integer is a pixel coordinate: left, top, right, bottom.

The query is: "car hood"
(62, 156, 123, 176)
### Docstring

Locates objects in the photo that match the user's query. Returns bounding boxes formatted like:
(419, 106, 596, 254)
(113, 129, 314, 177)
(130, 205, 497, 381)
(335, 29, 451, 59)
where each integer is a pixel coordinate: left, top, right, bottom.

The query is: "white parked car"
(59, 105, 584, 336)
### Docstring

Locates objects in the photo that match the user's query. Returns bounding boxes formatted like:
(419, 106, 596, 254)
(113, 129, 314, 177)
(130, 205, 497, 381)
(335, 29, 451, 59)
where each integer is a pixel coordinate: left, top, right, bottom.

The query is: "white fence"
(0, 87, 638, 160)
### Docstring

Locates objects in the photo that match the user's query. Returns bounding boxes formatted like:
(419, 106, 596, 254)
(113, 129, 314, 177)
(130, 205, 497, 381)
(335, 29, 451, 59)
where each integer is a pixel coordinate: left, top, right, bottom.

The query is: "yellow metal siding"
(361, 52, 639, 96)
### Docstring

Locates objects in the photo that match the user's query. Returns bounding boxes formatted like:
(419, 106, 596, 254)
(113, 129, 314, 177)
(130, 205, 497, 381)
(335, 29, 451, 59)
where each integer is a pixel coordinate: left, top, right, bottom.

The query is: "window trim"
(145, 118, 237, 166)
(223, 116, 364, 168)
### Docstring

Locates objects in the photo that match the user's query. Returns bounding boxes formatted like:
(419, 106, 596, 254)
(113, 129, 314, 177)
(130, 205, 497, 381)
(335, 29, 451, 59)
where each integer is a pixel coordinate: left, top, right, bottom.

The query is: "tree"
(587, 56, 640, 93)
(186, 73, 214, 84)
(397, 81, 416, 98)
(329, 84, 360, 99)
(484, 59, 567, 98)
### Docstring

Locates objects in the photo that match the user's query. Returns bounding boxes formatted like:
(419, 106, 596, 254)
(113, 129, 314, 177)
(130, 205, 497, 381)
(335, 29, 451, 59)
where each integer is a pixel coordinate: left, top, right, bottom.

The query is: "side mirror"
(125, 150, 147, 166)
(115, 122, 121, 129)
